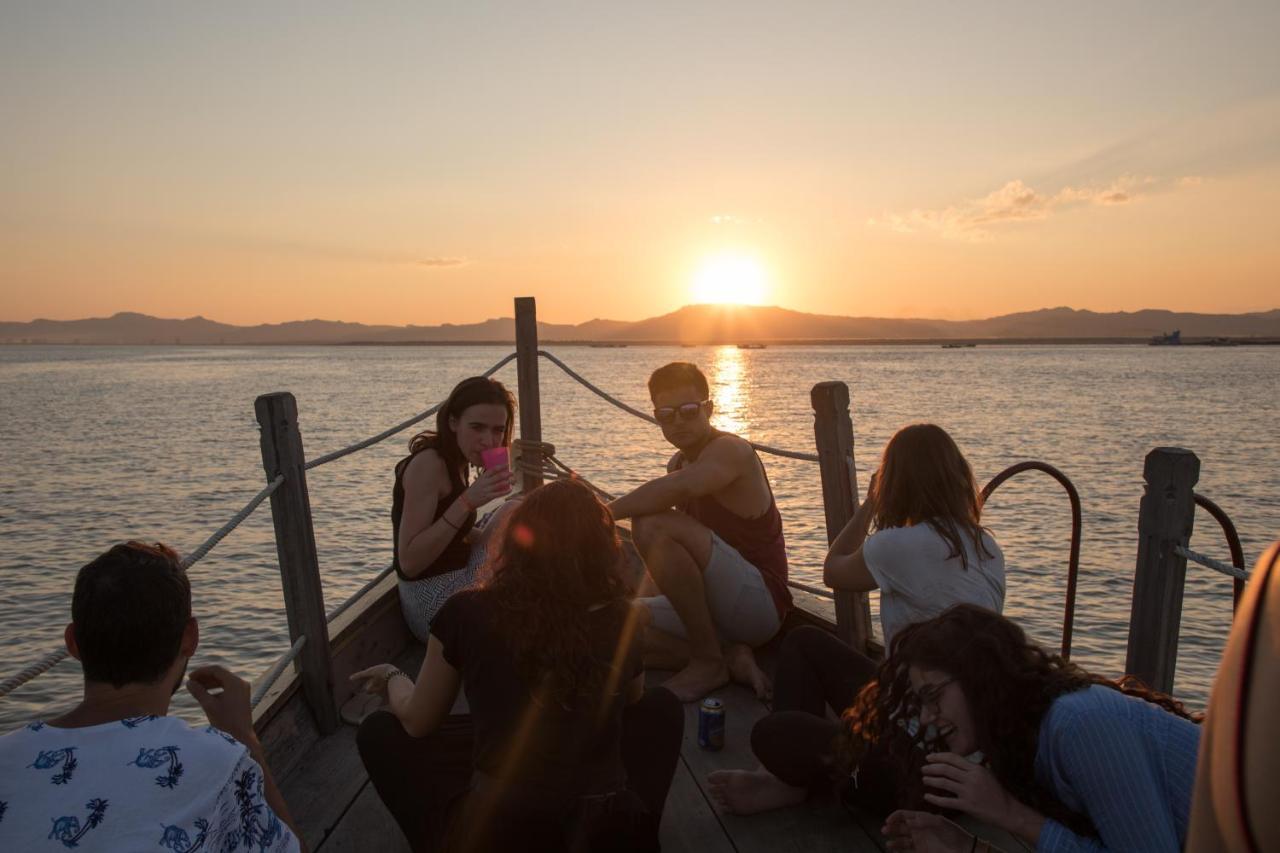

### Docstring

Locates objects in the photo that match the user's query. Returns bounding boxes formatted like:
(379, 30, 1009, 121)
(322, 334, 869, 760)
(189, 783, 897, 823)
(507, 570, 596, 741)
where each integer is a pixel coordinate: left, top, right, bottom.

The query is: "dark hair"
(481, 479, 635, 705)
(72, 542, 192, 688)
(648, 362, 709, 401)
(840, 604, 1197, 833)
(870, 423, 993, 570)
(409, 377, 515, 474)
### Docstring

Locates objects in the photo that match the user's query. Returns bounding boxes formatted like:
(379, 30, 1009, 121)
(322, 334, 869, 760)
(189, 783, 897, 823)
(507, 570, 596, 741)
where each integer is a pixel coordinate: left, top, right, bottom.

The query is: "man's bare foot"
(707, 768, 807, 815)
(662, 657, 729, 702)
(725, 643, 772, 701)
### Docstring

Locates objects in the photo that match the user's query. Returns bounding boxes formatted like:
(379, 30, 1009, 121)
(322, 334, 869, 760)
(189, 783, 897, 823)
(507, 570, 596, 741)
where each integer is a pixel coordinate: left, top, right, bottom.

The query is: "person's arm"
(350, 637, 461, 739)
(609, 438, 742, 520)
(823, 485, 878, 591)
(398, 452, 513, 580)
(187, 665, 307, 852)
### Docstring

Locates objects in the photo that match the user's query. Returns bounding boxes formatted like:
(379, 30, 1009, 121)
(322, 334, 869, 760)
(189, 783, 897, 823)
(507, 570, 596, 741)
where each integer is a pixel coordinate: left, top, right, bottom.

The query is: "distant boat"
(588, 343, 627, 348)
(1150, 330, 1182, 346)
(942, 343, 976, 349)
(738, 343, 767, 349)
(1205, 337, 1239, 347)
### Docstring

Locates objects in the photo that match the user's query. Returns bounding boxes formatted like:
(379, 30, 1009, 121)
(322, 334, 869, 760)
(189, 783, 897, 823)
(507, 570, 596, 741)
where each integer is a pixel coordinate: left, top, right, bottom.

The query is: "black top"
(391, 437, 476, 581)
(430, 589, 642, 799)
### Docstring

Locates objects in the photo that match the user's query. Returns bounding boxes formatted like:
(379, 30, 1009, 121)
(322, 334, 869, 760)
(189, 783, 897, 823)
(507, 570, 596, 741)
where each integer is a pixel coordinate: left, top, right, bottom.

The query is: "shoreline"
(4, 337, 1280, 347)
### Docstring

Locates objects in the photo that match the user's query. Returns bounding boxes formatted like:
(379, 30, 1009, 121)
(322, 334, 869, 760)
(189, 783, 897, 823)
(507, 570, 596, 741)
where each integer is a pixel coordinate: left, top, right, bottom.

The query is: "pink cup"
(481, 446, 509, 473)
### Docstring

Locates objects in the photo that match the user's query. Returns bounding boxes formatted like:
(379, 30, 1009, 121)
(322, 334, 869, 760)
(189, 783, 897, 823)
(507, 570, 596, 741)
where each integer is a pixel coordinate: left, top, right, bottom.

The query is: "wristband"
(385, 668, 411, 687)
(441, 515, 460, 530)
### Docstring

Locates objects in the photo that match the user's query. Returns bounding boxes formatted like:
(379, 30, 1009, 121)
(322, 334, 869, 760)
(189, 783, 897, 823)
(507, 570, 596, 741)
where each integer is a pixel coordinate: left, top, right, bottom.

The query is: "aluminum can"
(697, 697, 725, 751)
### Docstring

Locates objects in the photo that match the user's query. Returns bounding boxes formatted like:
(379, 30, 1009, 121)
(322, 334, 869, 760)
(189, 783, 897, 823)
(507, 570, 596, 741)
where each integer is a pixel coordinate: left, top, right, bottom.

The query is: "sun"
(691, 252, 768, 306)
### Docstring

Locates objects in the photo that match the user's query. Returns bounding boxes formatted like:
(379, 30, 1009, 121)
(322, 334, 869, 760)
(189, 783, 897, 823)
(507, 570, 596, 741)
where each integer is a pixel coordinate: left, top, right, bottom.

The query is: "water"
(2, 343, 1277, 730)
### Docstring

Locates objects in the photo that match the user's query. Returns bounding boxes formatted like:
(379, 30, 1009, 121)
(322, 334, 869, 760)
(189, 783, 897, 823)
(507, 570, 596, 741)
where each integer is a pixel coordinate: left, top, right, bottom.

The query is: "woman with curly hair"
(865, 605, 1200, 852)
(392, 376, 518, 642)
(352, 479, 683, 853)
(710, 423, 1005, 815)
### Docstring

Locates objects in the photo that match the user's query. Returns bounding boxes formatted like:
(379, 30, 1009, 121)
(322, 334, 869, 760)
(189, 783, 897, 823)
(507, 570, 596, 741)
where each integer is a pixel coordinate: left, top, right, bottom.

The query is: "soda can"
(698, 697, 725, 751)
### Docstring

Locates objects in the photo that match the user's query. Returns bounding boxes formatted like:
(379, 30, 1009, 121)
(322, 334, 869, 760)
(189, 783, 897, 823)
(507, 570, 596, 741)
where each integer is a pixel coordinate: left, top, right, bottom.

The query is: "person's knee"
(780, 625, 829, 661)
(630, 513, 667, 552)
(356, 709, 405, 766)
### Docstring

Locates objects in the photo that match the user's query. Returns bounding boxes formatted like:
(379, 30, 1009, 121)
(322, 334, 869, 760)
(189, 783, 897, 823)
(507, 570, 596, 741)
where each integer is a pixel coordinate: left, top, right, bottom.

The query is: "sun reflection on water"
(708, 345, 748, 436)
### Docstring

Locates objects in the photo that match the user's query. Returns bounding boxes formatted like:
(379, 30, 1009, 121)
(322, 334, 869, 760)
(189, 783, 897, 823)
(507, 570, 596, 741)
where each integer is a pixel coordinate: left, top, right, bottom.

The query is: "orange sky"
(3, 4, 1278, 325)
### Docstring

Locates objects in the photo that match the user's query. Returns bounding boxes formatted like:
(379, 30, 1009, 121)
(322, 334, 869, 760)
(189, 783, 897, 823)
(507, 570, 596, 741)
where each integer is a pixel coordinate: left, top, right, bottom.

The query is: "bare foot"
(725, 643, 772, 701)
(662, 658, 729, 702)
(707, 768, 807, 815)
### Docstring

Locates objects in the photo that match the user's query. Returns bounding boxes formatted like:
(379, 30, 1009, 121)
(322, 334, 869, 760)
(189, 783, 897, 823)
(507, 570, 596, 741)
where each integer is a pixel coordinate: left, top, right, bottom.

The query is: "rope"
(0, 648, 70, 699)
(304, 352, 518, 470)
(1176, 545, 1249, 581)
(181, 475, 284, 570)
(250, 636, 308, 710)
(786, 580, 836, 600)
(536, 349, 820, 463)
(327, 564, 396, 624)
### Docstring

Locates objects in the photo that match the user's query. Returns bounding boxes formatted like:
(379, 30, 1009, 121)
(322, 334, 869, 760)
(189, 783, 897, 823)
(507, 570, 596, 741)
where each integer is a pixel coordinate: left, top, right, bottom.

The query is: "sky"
(2, 1, 1278, 325)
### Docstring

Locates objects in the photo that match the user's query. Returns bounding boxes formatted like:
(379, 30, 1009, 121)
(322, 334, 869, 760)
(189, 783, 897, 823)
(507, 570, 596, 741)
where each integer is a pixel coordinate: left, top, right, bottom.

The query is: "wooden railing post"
(1125, 447, 1199, 695)
(254, 392, 339, 733)
(811, 382, 873, 652)
(514, 297, 545, 493)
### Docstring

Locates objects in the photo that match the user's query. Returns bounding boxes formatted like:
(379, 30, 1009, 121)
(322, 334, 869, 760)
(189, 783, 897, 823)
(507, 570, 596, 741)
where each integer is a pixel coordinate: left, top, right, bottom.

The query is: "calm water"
(2, 343, 1277, 730)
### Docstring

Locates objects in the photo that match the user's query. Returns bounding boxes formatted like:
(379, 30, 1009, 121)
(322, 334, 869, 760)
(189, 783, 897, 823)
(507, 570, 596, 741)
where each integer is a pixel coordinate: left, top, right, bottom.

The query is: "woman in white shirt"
(709, 423, 1004, 816)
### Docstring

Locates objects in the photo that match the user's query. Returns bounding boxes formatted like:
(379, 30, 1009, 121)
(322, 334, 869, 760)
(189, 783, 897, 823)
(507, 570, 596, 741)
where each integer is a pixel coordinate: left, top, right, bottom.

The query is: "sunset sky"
(3, 2, 1278, 325)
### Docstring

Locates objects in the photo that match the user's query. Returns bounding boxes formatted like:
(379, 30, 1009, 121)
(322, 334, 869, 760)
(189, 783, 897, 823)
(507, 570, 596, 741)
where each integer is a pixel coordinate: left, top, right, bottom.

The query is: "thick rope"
(0, 648, 70, 700)
(327, 564, 396, 624)
(305, 352, 518, 470)
(536, 349, 820, 463)
(786, 580, 837, 601)
(250, 636, 308, 710)
(181, 475, 284, 570)
(1176, 545, 1249, 581)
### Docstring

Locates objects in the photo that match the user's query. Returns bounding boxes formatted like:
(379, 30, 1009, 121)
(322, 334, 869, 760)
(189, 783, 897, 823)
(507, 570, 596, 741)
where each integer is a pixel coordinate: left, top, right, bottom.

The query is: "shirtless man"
(609, 362, 791, 702)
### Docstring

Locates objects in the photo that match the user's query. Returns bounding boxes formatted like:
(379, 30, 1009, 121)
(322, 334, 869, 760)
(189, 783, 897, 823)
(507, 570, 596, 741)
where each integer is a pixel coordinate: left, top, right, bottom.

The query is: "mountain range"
(3, 305, 1279, 345)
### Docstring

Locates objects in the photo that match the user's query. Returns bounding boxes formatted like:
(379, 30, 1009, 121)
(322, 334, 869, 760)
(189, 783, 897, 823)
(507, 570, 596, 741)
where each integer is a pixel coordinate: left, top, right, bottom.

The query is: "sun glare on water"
(691, 253, 768, 306)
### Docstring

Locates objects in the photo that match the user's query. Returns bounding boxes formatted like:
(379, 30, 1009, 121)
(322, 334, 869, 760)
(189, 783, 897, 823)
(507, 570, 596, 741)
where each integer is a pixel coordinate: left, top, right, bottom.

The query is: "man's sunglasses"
(653, 400, 709, 424)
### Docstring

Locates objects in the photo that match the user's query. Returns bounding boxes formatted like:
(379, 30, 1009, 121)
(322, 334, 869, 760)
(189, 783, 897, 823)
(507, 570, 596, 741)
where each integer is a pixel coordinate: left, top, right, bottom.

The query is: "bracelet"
(384, 668, 411, 687)
(440, 514, 460, 530)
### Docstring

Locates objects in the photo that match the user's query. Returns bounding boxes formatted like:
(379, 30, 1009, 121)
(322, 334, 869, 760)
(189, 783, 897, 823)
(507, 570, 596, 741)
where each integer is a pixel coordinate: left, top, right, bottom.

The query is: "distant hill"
(2, 305, 1278, 344)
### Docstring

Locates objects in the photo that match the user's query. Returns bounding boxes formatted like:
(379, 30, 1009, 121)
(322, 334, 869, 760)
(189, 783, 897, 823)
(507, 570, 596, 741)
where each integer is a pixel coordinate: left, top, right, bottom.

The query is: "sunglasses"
(653, 400, 709, 424)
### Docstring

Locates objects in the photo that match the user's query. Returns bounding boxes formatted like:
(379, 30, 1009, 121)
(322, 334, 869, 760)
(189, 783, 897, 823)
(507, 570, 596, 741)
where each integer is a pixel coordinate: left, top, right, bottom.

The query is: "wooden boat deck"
(278, 642, 888, 852)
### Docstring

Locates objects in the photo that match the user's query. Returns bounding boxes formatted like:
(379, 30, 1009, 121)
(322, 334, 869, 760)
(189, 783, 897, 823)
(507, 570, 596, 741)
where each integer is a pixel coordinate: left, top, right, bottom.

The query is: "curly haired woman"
(353, 479, 683, 853)
(862, 605, 1200, 852)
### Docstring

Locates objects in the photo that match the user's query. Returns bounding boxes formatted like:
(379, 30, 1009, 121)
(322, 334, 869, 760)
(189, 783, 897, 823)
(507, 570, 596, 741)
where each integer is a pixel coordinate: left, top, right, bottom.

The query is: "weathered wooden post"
(1125, 447, 1199, 695)
(811, 381, 873, 652)
(255, 392, 339, 733)
(514, 297, 544, 492)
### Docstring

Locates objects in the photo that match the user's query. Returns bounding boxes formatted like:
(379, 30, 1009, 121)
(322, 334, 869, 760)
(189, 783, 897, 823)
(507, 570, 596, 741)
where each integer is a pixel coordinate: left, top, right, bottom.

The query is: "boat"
(2, 296, 1252, 852)
(941, 343, 976, 348)
(588, 342, 628, 348)
(737, 343, 767, 349)
(1150, 329, 1182, 345)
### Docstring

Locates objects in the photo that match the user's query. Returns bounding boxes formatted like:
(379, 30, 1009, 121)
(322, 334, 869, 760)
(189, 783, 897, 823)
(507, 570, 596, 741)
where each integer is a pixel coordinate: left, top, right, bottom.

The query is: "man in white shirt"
(0, 541, 303, 852)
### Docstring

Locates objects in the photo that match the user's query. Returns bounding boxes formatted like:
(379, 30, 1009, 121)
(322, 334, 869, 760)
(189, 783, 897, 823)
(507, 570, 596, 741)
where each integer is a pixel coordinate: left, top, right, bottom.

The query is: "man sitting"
(609, 362, 791, 702)
(0, 542, 303, 852)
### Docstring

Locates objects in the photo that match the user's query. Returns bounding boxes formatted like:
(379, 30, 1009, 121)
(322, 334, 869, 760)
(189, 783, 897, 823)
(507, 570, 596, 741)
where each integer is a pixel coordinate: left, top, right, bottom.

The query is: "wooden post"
(811, 382, 873, 652)
(514, 297, 544, 493)
(1125, 447, 1199, 695)
(254, 392, 339, 734)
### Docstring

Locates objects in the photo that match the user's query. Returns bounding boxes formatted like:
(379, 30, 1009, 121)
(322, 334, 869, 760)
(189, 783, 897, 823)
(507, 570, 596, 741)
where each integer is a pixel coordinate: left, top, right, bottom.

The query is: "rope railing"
(0, 648, 70, 700)
(250, 636, 308, 710)
(536, 349, 820, 463)
(1175, 545, 1250, 582)
(304, 352, 518, 471)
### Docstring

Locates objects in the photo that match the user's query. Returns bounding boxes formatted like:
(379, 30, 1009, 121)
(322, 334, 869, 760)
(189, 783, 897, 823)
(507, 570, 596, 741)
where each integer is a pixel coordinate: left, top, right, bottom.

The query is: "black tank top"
(391, 436, 476, 581)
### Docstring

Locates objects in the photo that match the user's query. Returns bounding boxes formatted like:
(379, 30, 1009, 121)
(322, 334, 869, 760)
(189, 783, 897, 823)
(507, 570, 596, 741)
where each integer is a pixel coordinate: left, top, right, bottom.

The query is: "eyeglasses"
(915, 678, 954, 715)
(653, 400, 709, 424)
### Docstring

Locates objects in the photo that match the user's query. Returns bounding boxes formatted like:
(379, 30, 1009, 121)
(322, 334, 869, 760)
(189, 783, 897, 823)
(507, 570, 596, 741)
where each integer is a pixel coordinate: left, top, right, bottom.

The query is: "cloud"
(413, 257, 469, 267)
(869, 174, 1189, 241)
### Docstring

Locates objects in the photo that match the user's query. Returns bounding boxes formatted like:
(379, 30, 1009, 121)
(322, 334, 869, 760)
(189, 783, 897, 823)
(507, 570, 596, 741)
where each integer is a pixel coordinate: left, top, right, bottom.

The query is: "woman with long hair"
(710, 423, 1005, 815)
(865, 605, 1200, 851)
(393, 376, 517, 642)
(352, 479, 683, 852)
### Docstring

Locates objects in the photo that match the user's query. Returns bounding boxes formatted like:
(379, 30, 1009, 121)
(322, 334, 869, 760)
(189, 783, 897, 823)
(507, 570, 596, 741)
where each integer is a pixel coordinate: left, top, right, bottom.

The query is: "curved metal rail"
(1193, 492, 1247, 610)
(981, 460, 1082, 659)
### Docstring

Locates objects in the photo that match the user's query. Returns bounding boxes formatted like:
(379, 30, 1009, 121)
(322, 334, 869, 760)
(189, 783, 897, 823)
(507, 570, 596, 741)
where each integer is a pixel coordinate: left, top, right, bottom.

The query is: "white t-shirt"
(0, 714, 300, 852)
(863, 522, 1005, 646)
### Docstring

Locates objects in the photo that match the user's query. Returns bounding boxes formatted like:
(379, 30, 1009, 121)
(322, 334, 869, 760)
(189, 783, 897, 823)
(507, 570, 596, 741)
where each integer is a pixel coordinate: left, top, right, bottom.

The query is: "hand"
(187, 665, 255, 745)
(922, 752, 1023, 831)
(464, 466, 516, 507)
(882, 810, 973, 853)
(349, 664, 401, 697)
